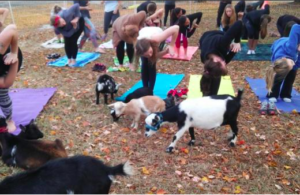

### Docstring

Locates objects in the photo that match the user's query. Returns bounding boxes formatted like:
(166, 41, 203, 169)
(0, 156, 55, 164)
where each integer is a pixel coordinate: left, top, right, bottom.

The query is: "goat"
(0, 119, 44, 156)
(0, 155, 134, 194)
(96, 74, 121, 104)
(108, 96, 166, 129)
(145, 89, 244, 153)
(124, 87, 153, 103)
(0, 118, 67, 170)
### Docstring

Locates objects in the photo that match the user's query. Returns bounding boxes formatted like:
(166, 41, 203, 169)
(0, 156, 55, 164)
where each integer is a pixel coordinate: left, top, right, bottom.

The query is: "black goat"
(96, 74, 121, 104)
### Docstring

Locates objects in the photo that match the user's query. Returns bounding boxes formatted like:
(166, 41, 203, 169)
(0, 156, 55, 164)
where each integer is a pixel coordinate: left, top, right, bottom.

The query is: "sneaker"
(283, 98, 292, 103)
(247, 50, 252, 55)
(251, 50, 256, 55)
(268, 101, 277, 115)
(259, 100, 268, 115)
(268, 97, 277, 103)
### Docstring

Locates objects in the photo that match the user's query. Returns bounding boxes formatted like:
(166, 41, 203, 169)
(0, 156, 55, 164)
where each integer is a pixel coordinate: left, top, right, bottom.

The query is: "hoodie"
(271, 24, 300, 69)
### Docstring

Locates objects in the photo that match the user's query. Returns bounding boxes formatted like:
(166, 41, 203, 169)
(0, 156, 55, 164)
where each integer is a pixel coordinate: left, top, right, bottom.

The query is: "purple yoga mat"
(0, 88, 57, 135)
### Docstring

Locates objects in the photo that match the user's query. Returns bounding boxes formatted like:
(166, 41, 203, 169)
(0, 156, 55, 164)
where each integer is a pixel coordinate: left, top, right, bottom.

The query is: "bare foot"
(168, 45, 175, 56)
(7, 119, 16, 133)
(4, 53, 18, 65)
(95, 47, 106, 54)
(128, 64, 135, 71)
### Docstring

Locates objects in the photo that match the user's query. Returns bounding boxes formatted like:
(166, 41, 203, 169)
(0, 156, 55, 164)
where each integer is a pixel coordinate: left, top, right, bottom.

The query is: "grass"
(0, 1, 300, 194)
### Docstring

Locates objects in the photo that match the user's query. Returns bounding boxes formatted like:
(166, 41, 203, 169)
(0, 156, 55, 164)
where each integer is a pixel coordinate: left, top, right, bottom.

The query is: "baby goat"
(108, 96, 166, 129)
(0, 118, 67, 169)
(96, 74, 121, 104)
(145, 89, 243, 153)
(0, 155, 134, 194)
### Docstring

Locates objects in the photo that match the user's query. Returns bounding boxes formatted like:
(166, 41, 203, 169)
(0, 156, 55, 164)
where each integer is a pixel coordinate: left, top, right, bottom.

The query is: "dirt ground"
(0, 1, 300, 194)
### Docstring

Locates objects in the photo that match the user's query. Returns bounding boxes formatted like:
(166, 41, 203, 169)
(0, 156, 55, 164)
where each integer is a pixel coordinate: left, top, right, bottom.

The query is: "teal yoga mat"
(233, 44, 272, 61)
(48, 52, 100, 67)
(115, 73, 185, 101)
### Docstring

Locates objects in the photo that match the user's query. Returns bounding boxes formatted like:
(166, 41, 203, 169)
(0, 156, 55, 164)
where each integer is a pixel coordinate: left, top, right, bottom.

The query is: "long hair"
(171, 8, 182, 25)
(283, 21, 296, 37)
(260, 14, 271, 39)
(53, 5, 62, 14)
(266, 58, 293, 94)
(178, 16, 187, 28)
(200, 59, 228, 96)
(221, 4, 236, 28)
(135, 38, 159, 68)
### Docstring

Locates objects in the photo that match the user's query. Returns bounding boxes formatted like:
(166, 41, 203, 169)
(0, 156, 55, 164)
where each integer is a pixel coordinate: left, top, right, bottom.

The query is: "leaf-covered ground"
(0, 1, 300, 194)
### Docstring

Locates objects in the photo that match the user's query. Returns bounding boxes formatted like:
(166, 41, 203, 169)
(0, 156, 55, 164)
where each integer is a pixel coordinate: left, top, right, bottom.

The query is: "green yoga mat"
(233, 43, 272, 61)
(187, 75, 235, 99)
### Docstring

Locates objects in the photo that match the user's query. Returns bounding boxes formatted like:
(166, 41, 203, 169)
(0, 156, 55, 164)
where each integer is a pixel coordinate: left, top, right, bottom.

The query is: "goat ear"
(19, 125, 26, 132)
(107, 103, 115, 108)
(30, 119, 35, 125)
(97, 83, 104, 91)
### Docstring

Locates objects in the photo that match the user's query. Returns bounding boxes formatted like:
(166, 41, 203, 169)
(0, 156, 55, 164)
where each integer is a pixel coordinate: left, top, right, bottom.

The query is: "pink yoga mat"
(162, 46, 198, 61)
(0, 88, 57, 135)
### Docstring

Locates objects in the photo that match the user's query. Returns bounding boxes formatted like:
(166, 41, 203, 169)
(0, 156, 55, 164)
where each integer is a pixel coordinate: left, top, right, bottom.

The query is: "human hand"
(230, 43, 241, 53)
(4, 53, 18, 65)
(113, 9, 118, 14)
(71, 21, 78, 29)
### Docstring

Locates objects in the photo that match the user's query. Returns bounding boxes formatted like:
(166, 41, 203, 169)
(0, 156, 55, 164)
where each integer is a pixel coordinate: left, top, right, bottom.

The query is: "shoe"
(269, 97, 277, 103)
(251, 50, 256, 55)
(259, 100, 268, 115)
(47, 53, 61, 59)
(283, 98, 292, 103)
(247, 50, 252, 55)
(268, 101, 277, 115)
(92, 63, 106, 72)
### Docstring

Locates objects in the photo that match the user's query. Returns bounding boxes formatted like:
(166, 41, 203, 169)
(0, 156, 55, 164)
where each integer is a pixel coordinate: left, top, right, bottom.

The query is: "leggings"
(200, 76, 221, 97)
(104, 11, 120, 34)
(79, 17, 98, 49)
(64, 17, 85, 59)
(267, 69, 297, 99)
(141, 57, 156, 91)
(245, 18, 259, 39)
(175, 34, 188, 49)
(277, 23, 284, 37)
(164, 4, 175, 26)
(116, 41, 134, 65)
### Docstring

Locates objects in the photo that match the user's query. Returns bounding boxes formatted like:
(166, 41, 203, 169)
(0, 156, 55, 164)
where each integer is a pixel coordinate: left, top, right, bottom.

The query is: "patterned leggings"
(0, 89, 12, 120)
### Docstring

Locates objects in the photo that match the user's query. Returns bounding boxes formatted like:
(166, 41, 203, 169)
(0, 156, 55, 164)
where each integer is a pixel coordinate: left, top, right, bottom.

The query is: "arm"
(0, 8, 9, 25)
(221, 20, 243, 46)
(113, 1, 121, 14)
(157, 47, 169, 58)
(151, 25, 179, 44)
(69, 4, 81, 18)
(147, 8, 164, 21)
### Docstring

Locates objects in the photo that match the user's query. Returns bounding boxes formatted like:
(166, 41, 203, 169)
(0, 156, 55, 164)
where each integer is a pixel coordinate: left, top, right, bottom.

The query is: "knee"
(7, 24, 17, 31)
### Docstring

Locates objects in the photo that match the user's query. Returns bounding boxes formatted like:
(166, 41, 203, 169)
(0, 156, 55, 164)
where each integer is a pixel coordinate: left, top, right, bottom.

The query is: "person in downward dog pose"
(262, 24, 300, 115)
(276, 14, 300, 37)
(112, 11, 147, 70)
(135, 25, 179, 92)
(199, 20, 243, 96)
(50, 4, 84, 66)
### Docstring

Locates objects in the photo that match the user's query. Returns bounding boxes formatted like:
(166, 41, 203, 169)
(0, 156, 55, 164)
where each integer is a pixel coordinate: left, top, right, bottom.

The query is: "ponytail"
(265, 65, 275, 95)
(260, 14, 271, 39)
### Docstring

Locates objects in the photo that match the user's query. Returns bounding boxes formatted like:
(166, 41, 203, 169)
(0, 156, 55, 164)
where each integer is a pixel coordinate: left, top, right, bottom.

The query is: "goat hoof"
(188, 140, 195, 146)
(166, 147, 174, 153)
(229, 142, 236, 147)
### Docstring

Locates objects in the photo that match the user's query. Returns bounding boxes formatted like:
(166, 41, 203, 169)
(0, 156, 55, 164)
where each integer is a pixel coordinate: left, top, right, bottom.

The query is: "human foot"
(95, 47, 106, 54)
(6, 119, 16, 133)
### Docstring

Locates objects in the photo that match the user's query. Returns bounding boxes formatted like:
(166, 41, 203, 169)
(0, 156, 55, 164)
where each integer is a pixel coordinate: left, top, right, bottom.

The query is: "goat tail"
(236, 88, 244, 102)
(109, 161, 135, 177)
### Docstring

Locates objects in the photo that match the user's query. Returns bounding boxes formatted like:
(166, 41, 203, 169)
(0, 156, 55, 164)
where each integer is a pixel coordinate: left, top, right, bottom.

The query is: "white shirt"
(138, 27, 163, 40)
(104, 1, 119, 12)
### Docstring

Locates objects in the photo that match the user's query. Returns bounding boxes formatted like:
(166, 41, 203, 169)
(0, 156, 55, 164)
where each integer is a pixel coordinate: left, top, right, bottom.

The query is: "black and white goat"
(145, 89, 243, 153)
(0, 155, 134, 194)
(96, 74, 121, 104)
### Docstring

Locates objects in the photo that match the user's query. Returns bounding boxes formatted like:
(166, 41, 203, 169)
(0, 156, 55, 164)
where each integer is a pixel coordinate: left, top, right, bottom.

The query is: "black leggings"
(116, 41, 134, 65)
(141, 57, 156, 91)
(267, 69, 297, 99)
(200, 76, 221, 97)
(217, 1, 232, 27)
(64, 17, 84, 59)
(104, 11, 120, 34)
(164, 4, 175, 26)
(245, 18, 259, 39)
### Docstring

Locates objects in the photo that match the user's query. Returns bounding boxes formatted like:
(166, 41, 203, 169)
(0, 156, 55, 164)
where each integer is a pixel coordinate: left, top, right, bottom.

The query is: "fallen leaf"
(175, 170, 182, 176)
(242, 172, 250, 180)
(234, 186, 242, 194)
(192, 176, 200, 182)
(272, 150, 282, 155)
(69, 140, 74, 148)
(159, 128, 168, 134)
(282, 179, 291, 186)
(101, 148, 110, 154)
(50, 131, 56, 135)
(202, 176, 209, 183)
(23, 80, 29, 87)
(157, 189, 167, 194)
(223, 176, 237, 182)
(142, 167, 150, 175)
(176, 184, 183, 189)
(268, 161, 277, 167)
(82, 150, 89, 156)
(121, 127, 130, 132)
(275, 184, 282, 190)
(178, 158, 187, 165)
(180, 148, 189, 154)
(237, 140, 245, 145)
(150, 187, 157, 192)
(284, 165, 291, 170)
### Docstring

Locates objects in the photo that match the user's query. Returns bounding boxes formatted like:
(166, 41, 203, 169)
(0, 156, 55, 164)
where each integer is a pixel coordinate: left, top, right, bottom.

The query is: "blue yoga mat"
(246, 77, 300, 113)
(116, 73, 185, 101)
(233, 44, 272, 61)
(48, 52, 100, 67)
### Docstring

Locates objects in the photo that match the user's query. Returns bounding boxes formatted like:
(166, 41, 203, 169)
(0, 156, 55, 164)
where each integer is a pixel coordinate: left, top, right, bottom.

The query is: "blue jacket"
(271, 24, 300, 70)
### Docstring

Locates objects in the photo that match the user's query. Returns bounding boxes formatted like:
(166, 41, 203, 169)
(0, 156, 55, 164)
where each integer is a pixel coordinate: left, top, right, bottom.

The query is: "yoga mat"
(128, 4, 140, 9)
(41, 37, 64, 49)
(162, 46, 198, 61)
(233, 44, 272, 61)
(245, 77, 300, 113)
(0, 88, 57, 136)
(48, 52, 100, 67)
(107, 66, 141, 73)
(187, 75, 235, 99)
(116, 73, 185, 101)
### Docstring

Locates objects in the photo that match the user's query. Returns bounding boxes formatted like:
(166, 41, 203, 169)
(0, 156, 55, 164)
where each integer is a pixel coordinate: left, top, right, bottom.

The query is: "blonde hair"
(266, 58, 292, 94)
(260, 14, 271, 39)
(221, 4, 236, 28)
